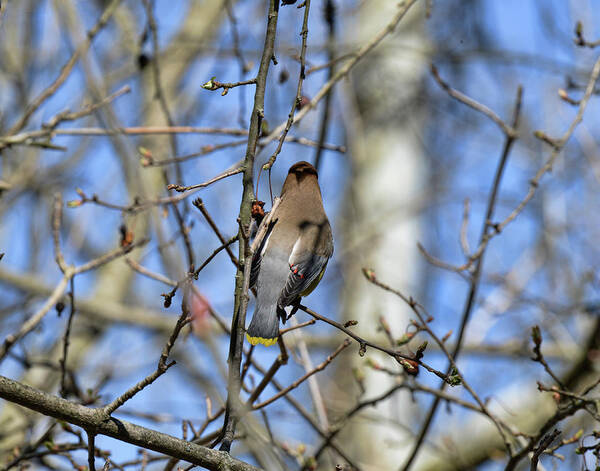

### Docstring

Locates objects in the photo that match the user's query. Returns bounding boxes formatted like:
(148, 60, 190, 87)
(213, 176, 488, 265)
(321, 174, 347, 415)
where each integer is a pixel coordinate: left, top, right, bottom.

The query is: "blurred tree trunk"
(334, 2, 429, 468)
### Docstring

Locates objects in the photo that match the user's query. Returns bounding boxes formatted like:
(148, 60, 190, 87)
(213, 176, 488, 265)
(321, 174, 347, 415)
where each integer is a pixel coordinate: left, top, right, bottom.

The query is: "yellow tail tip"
(246, 333, 278, 347)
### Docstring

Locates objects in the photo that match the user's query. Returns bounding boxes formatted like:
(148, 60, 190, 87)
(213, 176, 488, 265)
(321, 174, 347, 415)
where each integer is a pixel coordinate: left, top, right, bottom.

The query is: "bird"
(246, 161, 333, 346)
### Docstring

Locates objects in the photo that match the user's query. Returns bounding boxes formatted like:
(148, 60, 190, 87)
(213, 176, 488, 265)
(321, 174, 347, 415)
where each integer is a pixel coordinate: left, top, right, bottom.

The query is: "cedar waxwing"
(246, 161, 334, 346)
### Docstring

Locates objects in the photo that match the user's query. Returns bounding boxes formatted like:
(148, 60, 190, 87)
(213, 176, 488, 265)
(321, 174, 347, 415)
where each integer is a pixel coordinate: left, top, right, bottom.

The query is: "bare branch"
(0, 376, 262, 471)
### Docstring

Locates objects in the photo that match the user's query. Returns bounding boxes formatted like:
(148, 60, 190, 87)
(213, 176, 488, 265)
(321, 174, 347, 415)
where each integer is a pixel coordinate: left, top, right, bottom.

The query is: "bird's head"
(281, 161, 320, 197)
(287, 161, 318, 180)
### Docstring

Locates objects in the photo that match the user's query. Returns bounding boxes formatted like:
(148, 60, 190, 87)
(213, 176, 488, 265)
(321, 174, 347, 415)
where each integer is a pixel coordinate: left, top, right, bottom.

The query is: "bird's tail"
(246, 304, 279, 347)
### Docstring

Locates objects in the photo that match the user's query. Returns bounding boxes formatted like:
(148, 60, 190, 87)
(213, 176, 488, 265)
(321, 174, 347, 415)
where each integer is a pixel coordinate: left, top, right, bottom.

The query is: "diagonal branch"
(0, 375, 261, 471)
(7, 0, 123, 135)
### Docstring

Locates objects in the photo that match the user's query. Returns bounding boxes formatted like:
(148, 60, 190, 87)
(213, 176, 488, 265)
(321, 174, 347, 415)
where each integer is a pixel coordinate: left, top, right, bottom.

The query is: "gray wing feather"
(249, 251, 261, 290)
(249, 219, 276, 289)
(277, 254, 329, 307)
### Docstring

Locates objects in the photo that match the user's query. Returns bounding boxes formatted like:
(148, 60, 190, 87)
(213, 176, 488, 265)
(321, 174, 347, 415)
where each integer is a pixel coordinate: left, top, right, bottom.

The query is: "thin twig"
(290, 316, 330, 430)
(0, 238, 148, 362)
(574, 21, 600, 49)
(6, 0, 123, 135)
(460, 198, 471, 257)
(430, 64, 517, 137)
(168, 166, 244, 192)
(126, 258, 177, 287)
(260, 0, 419, 150)
(363, 271, 516, 455)
(279, 319, 315, 336)
(224, 0, 249, 75)
(102, 293, 192, 416)
(59, 278, 76, 398)
(194, 236, 239, 278)
(314, 379, 487, 461)
(306, 53, 354, 75)
(262, 0, 312, 171)
(43, 85, 131, 130)
(52, 194, 68, 273)
(252, 339, 351, 410)
(193, 198, 238, 267)
(531, 326, 566, 389)
(422, 55, 600, 275)
(75, 238, 149, 274)
(300, 305, 414, 362)
(147, 136, 345, 167)
(0, 126, 246, 151)
(70, 167, 244, 214)
(202, 77, 257, 94)
(246, 343, 289, 405)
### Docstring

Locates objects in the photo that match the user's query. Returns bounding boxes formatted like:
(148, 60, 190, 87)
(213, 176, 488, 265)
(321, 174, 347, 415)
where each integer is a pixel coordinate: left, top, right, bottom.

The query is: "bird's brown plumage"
(246, 161, 333, 346)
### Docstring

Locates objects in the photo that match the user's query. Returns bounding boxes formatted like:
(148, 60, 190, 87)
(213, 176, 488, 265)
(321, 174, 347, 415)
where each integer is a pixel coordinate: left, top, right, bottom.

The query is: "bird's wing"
(249, 217, 277, 289)
(277, 252, 330, 308)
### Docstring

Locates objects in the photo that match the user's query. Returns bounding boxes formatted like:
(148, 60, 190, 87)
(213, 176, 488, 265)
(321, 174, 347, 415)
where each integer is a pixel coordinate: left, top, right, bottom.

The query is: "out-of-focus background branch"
(1, 1, 600, 470)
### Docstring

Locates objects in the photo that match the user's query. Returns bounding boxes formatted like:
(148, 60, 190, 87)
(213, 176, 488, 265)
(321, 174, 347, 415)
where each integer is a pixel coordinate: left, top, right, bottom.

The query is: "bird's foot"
(287, 299, 301, 321)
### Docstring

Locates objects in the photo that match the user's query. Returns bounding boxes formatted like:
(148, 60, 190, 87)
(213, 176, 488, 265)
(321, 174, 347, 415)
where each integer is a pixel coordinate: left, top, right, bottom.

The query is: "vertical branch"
(224, 0, 250, 128)
(290, 317, 330, 430)
(87, 432, 96, 471)
(313, 0, 336, 172)
(52, 194, 68, 273)
(262, 0, 312, 171)
(402, 85, 523, 471)
(59, 278, 76, 398)
(219, 0, 280, 453)
(142, 0, 195, 269)
(54, 193, 78, 398)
